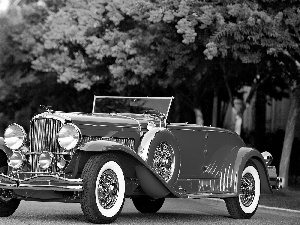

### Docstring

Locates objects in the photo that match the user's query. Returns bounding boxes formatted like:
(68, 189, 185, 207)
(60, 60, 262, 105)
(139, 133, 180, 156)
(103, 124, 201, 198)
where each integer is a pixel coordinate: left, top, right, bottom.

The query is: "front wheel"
(0, 166, 21, 217)
(0, 198, 21, 217)
(132, 196, 165, 213)
(225, 161, 260, 219)
(80, 154, 125, 224)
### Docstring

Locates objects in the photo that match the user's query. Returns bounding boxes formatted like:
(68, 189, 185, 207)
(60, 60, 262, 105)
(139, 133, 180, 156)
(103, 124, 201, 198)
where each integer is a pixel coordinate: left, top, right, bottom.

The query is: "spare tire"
(146, 130, 180, 186)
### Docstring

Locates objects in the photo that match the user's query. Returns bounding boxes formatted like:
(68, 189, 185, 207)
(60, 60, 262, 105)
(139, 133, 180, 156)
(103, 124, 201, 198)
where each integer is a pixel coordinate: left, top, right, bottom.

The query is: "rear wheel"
(132, 196, 165, 213)
(80, 154, 125, 224)
(225, 161, 260, 219)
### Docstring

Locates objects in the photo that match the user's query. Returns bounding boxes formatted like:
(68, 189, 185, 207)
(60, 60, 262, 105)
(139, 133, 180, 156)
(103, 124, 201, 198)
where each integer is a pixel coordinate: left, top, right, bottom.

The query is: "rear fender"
(233, 147, 272, 195)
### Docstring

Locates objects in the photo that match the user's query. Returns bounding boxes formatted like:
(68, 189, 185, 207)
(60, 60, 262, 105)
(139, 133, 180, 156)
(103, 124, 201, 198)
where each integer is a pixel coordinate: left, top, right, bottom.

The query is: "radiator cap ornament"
(40, 105, 54, 113)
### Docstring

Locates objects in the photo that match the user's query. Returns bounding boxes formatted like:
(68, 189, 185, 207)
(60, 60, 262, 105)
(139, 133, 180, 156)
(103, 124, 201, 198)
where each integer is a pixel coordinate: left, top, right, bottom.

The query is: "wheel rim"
(94, 160, 125, 218)
(152, 141, 175, 182)
(0, 191, 12, 202)
(97, 169, 119, 209)
(240, 172, 255, 207)
(238, 165, 260, 214)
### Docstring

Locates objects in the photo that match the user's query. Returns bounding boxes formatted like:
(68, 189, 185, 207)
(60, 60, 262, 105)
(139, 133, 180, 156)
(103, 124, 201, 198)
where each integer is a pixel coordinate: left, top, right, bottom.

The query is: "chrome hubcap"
(0, 189, 13, 202)
(240, 172, 255, 207)
(153, 141, 175, 182)
(97, 169, 119, 209)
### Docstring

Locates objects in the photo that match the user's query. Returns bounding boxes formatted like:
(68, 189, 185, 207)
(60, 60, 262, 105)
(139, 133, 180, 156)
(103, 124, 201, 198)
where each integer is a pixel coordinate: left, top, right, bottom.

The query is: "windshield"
(92, 96, 173, 118)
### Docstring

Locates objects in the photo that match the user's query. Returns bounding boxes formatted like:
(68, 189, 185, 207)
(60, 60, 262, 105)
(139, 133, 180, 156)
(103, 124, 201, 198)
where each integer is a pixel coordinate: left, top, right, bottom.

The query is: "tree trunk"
(212, 90, 218, 127)
(194, 108, 204, 125)
(232, 98, 246, 135)
(279, 86, 300, 188)
(234, 114, 243, 135)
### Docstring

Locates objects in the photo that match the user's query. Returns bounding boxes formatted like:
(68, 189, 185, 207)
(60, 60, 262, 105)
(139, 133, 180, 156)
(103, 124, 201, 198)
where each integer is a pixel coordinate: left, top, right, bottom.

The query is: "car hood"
(58, 112, 153, 131)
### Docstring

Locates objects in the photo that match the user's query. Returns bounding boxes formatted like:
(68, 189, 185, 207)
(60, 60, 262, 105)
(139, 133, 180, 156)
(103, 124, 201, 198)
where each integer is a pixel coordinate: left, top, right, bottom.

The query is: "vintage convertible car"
(0, 96, 279, 224)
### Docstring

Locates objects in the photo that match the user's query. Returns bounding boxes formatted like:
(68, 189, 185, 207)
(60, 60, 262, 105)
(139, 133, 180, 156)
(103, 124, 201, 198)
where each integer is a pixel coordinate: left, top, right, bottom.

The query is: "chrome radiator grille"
(30, 118, 63, 153)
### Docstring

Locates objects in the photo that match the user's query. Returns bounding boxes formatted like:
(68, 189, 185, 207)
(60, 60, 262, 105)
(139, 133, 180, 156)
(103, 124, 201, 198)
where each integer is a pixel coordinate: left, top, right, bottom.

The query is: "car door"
(167, 125, 206, 179)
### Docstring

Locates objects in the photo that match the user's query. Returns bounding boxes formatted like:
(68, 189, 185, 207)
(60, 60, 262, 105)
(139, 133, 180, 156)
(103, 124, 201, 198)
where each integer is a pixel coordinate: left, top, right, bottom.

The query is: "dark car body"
(0, 96, 279, 223)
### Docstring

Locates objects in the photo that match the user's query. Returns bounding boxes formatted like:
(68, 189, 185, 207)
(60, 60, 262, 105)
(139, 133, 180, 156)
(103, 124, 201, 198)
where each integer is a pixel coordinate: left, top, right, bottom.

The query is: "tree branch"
(282, 50, 300, 69)
(220, 61, 234, 106)
(245, 72, 271, 106)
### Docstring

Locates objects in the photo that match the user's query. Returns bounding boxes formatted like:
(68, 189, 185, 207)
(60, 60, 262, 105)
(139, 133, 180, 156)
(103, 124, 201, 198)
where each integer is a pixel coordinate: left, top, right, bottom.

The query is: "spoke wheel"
(152, 141, 175, 183)
(146, 130, 180, 186)
(97, 168, 119, 210)
(80, 154, 125, 224)
(240, 172, 256, 208)
(225, 160, 260, 219)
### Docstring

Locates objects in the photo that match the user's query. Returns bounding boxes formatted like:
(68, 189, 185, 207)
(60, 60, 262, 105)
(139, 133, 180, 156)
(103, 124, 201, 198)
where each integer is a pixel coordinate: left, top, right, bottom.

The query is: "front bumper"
(0, 173, 83, 192)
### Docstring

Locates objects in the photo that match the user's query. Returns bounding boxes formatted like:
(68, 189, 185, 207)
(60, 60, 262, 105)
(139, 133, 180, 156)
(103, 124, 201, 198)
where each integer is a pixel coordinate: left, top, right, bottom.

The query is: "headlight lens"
(8, 152, 25, 169)
(4, 124, 26, 150)
(38, 152, 53, 169)
(57, 157, 66, 169)
(57, 124, 80, 150)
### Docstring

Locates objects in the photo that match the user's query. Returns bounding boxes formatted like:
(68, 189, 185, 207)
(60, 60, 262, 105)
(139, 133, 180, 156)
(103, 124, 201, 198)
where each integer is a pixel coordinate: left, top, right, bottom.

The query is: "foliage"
(0, 0, 66, 116)
(31, 0, 156, 91)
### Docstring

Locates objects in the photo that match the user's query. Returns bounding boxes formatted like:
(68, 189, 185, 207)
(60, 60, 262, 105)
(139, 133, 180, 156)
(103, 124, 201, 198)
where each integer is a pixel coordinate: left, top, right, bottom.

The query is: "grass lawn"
(259, 188, 300, 211)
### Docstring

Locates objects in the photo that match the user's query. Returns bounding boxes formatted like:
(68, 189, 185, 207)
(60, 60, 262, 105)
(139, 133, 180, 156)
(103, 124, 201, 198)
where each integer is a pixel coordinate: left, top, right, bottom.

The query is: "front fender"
(79, 139, 179, 198)
(137, 128, 165, 161)
(233, 147, 272, 195)
(0, 137, 13, 159)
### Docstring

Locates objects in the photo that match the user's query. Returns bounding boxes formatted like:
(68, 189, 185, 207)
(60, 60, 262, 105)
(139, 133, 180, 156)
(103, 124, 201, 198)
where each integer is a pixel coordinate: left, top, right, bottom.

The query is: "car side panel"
(167, 129, 206, 179)
(167, 124, 271, 195)
(203, 130, 245, 179)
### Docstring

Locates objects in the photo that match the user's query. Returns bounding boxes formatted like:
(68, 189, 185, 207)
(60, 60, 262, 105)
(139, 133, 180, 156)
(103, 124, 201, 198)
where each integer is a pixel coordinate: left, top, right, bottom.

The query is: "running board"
(187, 193, 236, 199)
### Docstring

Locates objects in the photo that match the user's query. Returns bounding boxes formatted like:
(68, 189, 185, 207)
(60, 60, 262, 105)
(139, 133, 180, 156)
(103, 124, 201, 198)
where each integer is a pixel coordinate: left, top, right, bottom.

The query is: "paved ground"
(1, 198, 300, 225)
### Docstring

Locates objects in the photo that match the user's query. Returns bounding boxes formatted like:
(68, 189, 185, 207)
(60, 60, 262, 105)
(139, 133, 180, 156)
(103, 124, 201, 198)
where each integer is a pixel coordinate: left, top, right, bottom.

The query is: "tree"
(0, 0, 73, 129)
(201, 0, 300, 188)
(127, 0, 300, 187)
(29, 0, 211, 124)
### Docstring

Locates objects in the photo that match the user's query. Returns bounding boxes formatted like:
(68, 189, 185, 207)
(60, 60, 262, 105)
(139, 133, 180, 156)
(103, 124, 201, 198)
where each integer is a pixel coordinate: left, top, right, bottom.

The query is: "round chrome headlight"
(38, 152, 53, 169)
(8, 152, 25, 169)
(4, 124, 26, 150)
(57, 157, 66, 169)
(57, 124, 80, 150)
(262, 151, 273, 166)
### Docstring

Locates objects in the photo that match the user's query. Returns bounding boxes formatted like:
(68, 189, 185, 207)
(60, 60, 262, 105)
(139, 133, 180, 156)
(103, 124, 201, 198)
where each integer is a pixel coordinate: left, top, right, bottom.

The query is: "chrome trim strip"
(94, 96, 174, 100)
(187, 193, 236, 199)
(166, 96, 174, 120)
(17, 184, 82, 191)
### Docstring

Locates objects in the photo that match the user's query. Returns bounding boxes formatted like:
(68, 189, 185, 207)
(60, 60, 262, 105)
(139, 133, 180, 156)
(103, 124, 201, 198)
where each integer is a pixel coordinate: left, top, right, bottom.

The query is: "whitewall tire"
(225, 161, 260, 219)
(80, 154, 125, 224)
